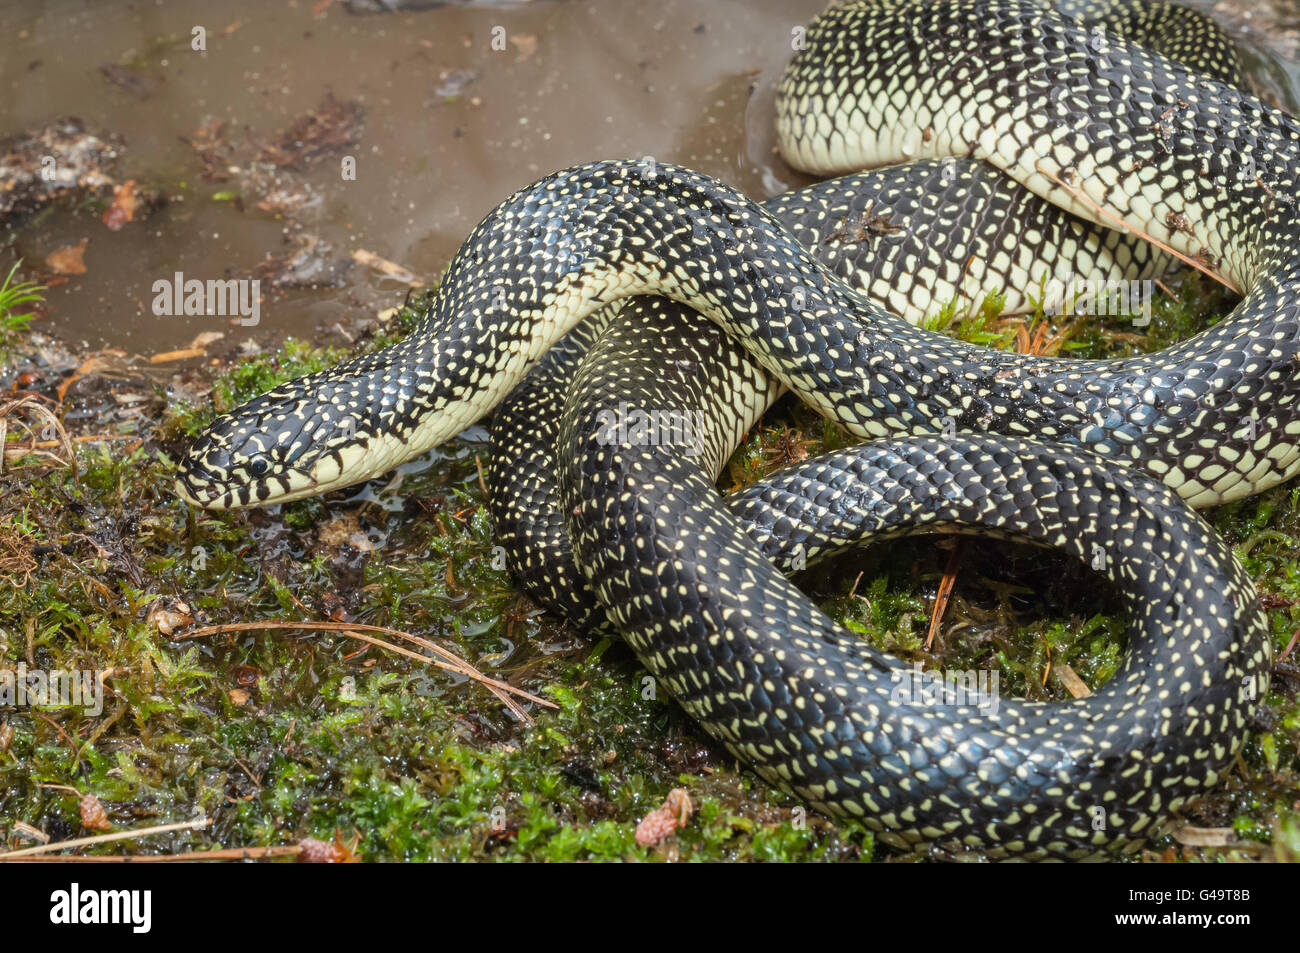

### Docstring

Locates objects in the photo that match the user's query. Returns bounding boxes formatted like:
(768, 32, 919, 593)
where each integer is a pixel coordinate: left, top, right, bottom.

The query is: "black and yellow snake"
(176, 0, 1287, 858)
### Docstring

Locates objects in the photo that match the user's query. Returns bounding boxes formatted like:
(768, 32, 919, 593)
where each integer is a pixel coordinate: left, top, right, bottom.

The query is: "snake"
(173, 0, 1286, 858)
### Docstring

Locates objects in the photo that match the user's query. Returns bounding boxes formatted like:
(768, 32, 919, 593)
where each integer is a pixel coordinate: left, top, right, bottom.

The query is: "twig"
(1278, 626, 1300, 663)
(1033, 163, 1241, 295)
(177, 620, 556, 717)
(924, 541, 963, 651)
(8, 845, 302, 862)
(341, 630, 530, 723)
(0, 818, 211, 860)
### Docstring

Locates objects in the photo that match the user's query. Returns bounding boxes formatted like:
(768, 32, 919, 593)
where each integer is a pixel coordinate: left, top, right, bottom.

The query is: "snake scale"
(176, 0, 1290, 858)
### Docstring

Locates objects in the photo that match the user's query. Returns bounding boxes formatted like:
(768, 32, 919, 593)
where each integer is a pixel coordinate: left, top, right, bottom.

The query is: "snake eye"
(249, 459, 270, 478)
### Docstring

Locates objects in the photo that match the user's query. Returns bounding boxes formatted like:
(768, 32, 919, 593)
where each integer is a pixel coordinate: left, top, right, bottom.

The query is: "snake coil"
(178, 0, 1286, 857)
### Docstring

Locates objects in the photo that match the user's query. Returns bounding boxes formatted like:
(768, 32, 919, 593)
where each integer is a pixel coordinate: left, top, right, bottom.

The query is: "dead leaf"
(258, 91, 363, 168)
(102, 179, 141, 230)
(45, 239, 87, 276)
(1054, 662, 1093, 699)
(298, 829, 360, 863)
(79, 794, 112, 832)
(351, 248, 422, 286)
(635, 787, 693, 846)
(56, 353, 114, 402)
(1173, 826, 1236, 847)
(149, 347, 207, 364)
(510, 33, 538, 62)
(318, 513, 379, 554)
(189, 331, 225, 349)
(298, 837, 343, 862)
(148, 602, 195, 636)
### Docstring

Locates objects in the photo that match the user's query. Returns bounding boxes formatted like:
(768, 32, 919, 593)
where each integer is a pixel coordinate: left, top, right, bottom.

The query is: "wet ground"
(1, 0, 829, 354)
(0, 0, 1298, 861)
(4, 0, 1298, 357)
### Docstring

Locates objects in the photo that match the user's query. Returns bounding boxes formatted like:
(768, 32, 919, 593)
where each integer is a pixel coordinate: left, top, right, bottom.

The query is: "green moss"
(0, 269, 1295, 862)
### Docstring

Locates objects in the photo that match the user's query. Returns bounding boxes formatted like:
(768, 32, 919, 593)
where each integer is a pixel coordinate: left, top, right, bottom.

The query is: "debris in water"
(98, 63, 157, 99)
(102, 179, 143, 230)
(0, 119, 121, 223)
(258, 91, 365, 169)
(44, 240, 88, 276)
(351, 248, 423, 286)
(250, 233, 353, 289)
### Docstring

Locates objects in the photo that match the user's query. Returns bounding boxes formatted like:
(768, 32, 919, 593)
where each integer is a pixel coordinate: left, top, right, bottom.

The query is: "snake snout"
(175, 430, 246, 508)
(176, 407, 306, 508)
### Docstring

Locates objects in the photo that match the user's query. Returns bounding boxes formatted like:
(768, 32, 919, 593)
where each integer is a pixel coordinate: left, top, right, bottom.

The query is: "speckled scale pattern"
(488, 162, 1164, 630)
(180, 0, 1300, 511)
(175, 0, 1285, 858)
(555, 299, 1268, 859)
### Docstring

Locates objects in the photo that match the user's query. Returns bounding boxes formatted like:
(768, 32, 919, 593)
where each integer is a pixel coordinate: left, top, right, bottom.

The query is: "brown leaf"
(298, 829, 360, 862)
(79, 794, 112, 832)
(351, 248, 422, 286)
(510, 34, 538, 63)
(148, 602, 195, 636)
(634, 787, 693, 846)
(149, 347, 207, 364)
(45, 239, 88, 276)
(102, 179, 141, 231)
(231, 664, 260, 688)
(1173, 826, 1236, 847)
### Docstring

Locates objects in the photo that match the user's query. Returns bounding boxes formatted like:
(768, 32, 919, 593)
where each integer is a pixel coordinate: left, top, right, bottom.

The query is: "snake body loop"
(177, 0, 1286, 857)
(554, 298, 1266, 858)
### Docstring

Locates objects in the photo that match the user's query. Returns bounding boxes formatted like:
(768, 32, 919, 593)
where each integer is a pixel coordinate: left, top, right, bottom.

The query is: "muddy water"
(2, 0, 1299, 355)
(0, 0, 826, 353)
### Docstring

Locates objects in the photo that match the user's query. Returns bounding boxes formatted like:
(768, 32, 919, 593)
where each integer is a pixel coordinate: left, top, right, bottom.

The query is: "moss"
(0, 270, 1294, 862)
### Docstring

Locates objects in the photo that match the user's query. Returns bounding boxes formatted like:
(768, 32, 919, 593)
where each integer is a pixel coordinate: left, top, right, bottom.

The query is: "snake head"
(174, 384, 343, 509)
(174, 363, 420, 509)
(175, 347, 479, 509)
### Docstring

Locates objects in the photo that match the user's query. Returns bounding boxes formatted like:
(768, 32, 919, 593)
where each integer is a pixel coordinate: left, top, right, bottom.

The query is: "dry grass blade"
(340, 630, 530, 722)
(923, 541, 964, 651)
(1054, 662, 1093, 699)
(0, 393, 75, 473)
(1034, 163, 1241, 295)
(0, 818, 211, 860)
(176, 620, 556, 721)
(9, 845, 303, 863)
